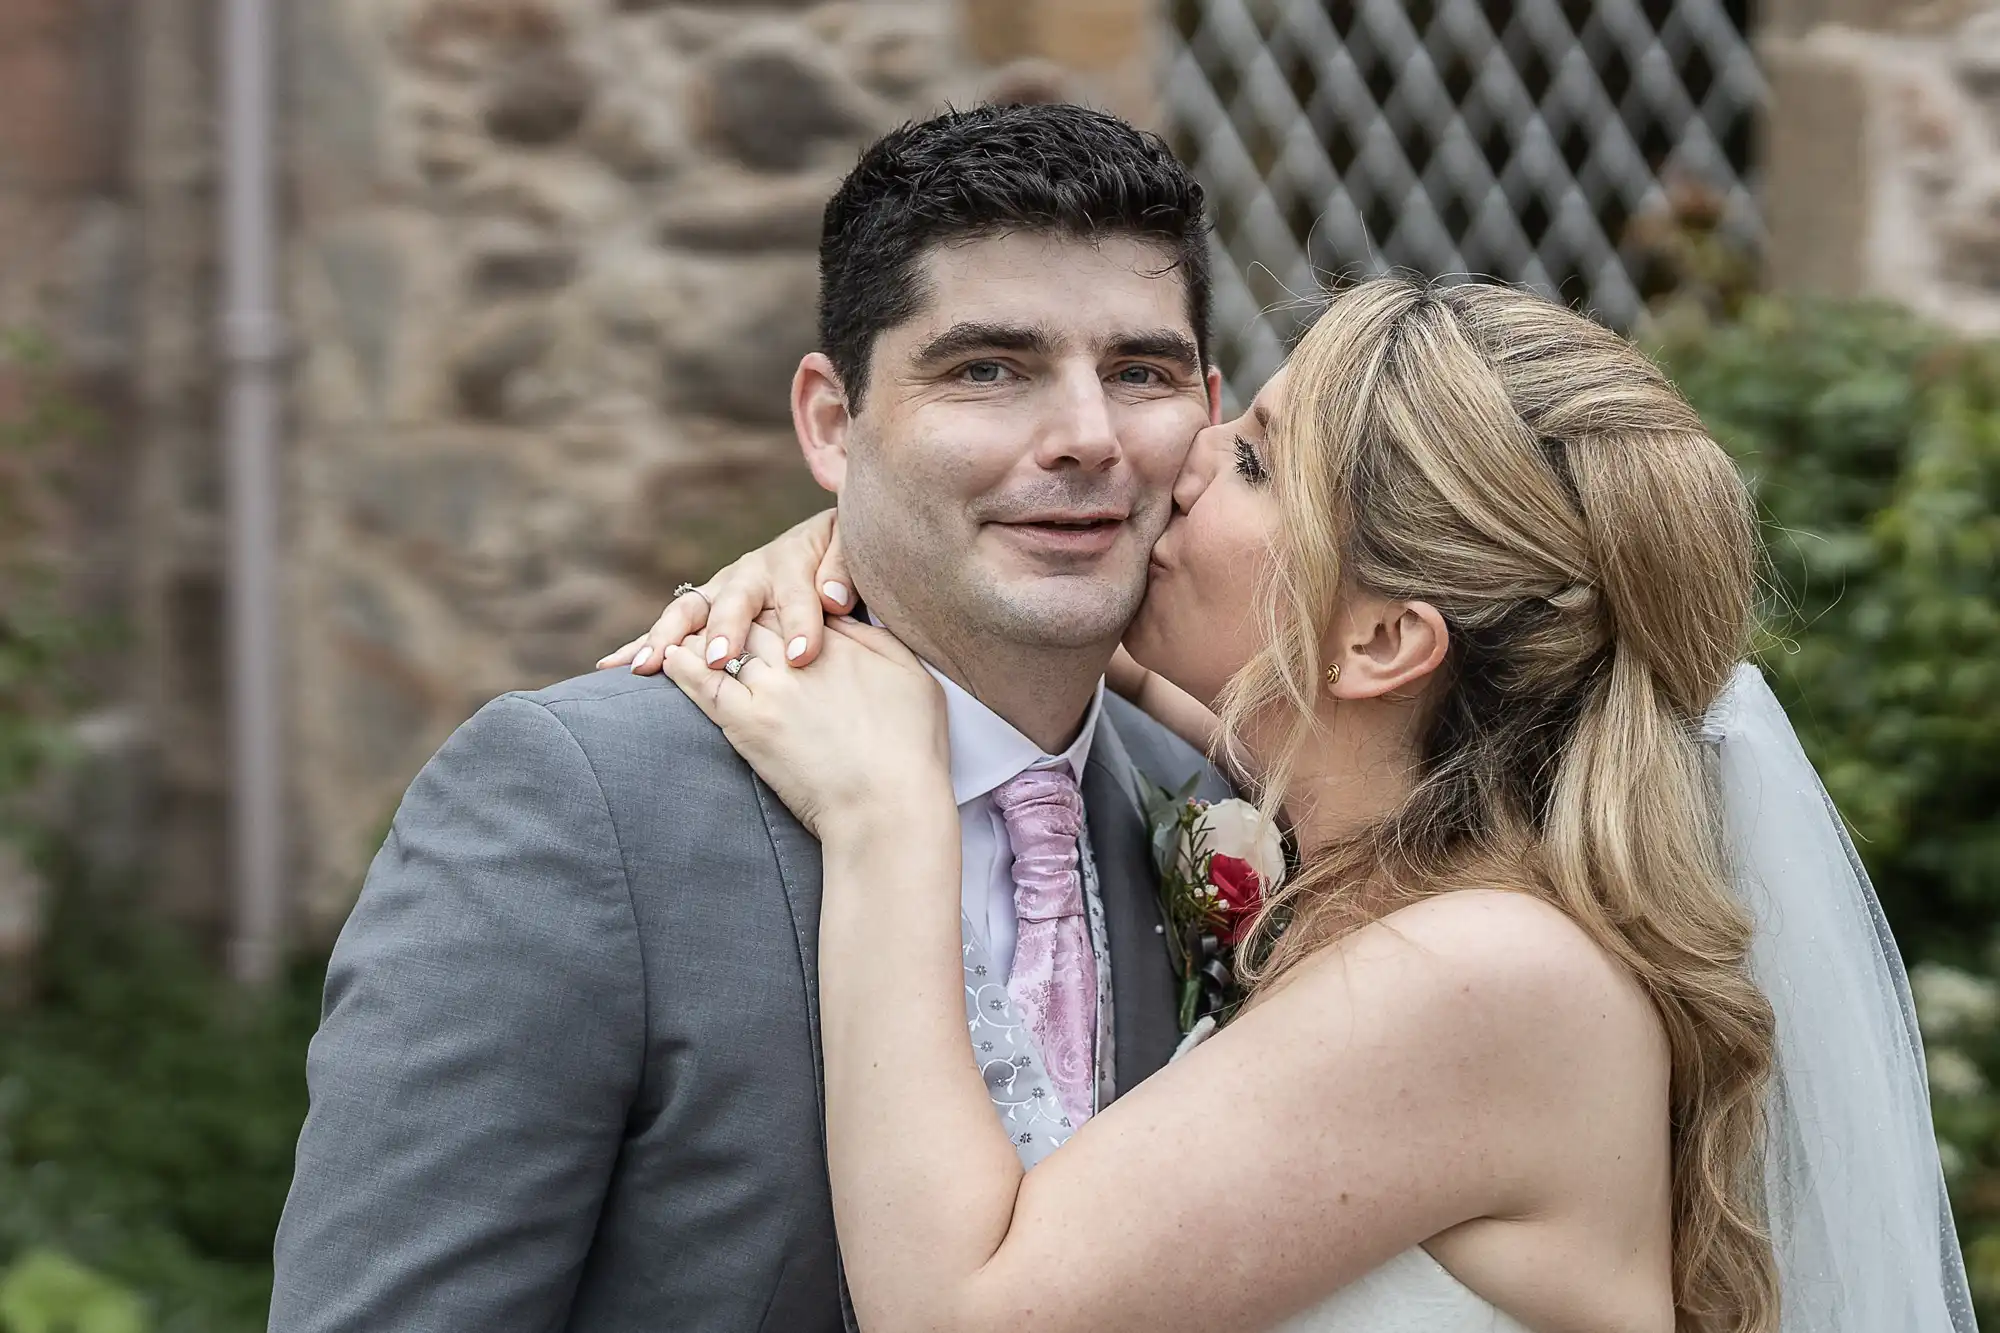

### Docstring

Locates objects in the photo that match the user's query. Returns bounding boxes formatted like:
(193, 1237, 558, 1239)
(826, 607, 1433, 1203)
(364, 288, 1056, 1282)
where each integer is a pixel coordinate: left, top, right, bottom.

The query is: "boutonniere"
(1140, 781, 1289, 1034)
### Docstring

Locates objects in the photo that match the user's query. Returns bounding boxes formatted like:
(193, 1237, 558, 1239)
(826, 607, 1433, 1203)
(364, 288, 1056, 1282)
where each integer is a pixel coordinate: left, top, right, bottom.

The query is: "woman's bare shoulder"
(1276, 888, 1666, 1091)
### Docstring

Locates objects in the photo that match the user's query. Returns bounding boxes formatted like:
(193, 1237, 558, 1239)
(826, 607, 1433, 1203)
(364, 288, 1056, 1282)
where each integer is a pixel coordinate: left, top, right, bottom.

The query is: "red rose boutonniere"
(1140, 781, 1289, 1033)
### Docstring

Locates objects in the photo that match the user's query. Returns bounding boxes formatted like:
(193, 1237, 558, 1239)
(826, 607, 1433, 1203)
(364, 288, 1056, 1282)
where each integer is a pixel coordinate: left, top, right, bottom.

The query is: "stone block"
(0, 0, 80, 44)
(466, 218, 580, 297)
(982, 57, 1078, 107)
(963, 0, 1155, 71)
(483, 51, 597, 146)
(1761, 0, 1934, 38)
(654, 254, 820, 423)
(582, 91, 691, 181)
(851, 21, 947, 97)
(1761, 39, 1874, 298)
(656, 168, 838, 252)
(618, 445, 835, 586)
(962, 0, 1031, 65)
(451, 307, 558, 420)
(0, 3, 99, 190)
(293, 0, 384, 211)
(690, 28, 883, 171)
(400, 0, 566, 75)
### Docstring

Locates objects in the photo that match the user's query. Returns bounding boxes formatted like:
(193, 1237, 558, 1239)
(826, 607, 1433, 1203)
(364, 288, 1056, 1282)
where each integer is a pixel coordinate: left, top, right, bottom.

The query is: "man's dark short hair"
(818, 103, 1213, 410)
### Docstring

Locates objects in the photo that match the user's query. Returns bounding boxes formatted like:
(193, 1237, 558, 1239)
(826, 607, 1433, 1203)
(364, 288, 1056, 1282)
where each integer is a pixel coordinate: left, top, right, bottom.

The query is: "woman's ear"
(794, 353, 850, 494)
(1327, 596, 1450, 702)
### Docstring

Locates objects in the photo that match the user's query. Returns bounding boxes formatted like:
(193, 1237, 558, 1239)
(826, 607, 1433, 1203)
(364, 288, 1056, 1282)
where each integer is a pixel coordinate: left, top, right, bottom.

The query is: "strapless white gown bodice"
(1272, 1246, 1534, 1332)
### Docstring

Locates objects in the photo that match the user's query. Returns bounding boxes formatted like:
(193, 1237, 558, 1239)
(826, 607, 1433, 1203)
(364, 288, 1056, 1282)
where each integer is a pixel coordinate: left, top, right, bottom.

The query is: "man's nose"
(1035, 368, 1121, 471)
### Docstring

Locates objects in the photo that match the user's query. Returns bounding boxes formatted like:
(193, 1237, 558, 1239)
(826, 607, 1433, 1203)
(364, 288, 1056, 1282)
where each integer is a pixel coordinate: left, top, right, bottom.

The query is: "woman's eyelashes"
(1234, 434, 1268, 484)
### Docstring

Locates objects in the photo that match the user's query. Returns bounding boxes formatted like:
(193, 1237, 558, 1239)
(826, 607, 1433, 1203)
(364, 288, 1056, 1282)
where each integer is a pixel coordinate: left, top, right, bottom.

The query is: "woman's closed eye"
(1234, 435, 1268, 485)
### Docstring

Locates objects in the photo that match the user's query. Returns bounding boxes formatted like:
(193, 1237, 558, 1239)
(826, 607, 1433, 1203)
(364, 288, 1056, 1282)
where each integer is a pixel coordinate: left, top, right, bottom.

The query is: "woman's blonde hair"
(1219, 278, 1777, 1331)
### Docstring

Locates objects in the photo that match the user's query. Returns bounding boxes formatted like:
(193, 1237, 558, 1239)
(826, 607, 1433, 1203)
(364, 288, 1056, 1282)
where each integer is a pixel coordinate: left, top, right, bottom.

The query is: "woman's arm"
(815, 799, 1034, 1312)
(1107, 646, 1219, 756)
(660, 621, 1647, 1333)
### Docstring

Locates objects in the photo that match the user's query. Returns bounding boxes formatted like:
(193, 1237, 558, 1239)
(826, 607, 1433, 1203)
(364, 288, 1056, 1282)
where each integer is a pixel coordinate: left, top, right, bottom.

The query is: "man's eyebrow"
(911, 322, 1057, 365)
(1109, 330, 1202, 370)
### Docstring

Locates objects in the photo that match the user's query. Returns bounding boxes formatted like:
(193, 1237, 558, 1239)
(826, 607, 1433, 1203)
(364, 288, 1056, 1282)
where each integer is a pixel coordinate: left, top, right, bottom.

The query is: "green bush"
(1653, 297, 2000, 1312)
(0, 878, 325, 1333)
(0, 1250, 146, 1333)
(0, 334, 94, 849)
(0, 335, 315, 1333)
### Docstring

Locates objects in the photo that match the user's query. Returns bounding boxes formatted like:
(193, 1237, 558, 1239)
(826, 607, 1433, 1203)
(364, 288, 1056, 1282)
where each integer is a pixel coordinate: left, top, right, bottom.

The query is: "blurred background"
(0, 0, 1994, 1327)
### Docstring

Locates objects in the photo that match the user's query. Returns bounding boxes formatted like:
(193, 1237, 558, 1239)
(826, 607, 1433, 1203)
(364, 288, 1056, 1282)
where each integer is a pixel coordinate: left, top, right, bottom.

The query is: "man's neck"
(868, 604, 1110, 755)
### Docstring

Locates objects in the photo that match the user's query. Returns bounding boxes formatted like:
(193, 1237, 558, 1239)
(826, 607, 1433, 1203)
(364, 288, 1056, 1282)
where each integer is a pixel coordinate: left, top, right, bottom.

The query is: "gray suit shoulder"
(501, 668, 741, 768)
(1100, 692, 1233, 802)
(512, 666, 707, 723)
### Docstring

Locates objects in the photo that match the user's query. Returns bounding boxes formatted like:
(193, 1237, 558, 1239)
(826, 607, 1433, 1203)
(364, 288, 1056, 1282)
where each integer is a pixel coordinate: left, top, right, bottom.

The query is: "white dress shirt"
(925, 666, 1104, 977)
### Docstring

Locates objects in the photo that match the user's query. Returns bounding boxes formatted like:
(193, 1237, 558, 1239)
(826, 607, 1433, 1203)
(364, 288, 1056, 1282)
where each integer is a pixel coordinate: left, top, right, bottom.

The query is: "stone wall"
(0, 0, 1164, 949)
(0, 0, 142, 976)
(1761, 0, 2000, 332)
(280, 0, 1160, 935)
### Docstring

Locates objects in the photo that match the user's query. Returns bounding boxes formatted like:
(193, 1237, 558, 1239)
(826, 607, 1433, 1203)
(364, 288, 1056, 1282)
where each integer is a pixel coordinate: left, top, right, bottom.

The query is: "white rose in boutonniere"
(1139, 782, 1292, 1033)
(1187, 798, 1287, 893)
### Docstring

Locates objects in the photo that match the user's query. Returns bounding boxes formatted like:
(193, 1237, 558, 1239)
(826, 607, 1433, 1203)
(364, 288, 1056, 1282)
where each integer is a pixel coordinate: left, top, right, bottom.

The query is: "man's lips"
(991, 513, 1128, 556)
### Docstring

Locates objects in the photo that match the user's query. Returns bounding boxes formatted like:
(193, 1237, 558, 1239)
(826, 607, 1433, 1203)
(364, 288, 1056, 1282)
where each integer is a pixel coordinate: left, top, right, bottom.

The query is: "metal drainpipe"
(220, 0, 285, 987)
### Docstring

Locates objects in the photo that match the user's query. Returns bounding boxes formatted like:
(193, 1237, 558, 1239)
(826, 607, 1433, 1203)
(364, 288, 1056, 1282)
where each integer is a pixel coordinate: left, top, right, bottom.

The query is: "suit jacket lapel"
(751, 780, 861, 1333)
(1082, 715, 1181, 1098)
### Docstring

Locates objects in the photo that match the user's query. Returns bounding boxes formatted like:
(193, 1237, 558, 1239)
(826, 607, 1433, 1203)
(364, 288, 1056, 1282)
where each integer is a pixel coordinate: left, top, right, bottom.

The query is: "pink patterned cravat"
(993, 767, 1096, 1129)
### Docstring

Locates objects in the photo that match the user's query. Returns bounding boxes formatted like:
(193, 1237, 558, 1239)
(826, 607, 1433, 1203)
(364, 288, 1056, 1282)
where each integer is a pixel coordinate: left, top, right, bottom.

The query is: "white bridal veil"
(1703, 664, 1976, 1331)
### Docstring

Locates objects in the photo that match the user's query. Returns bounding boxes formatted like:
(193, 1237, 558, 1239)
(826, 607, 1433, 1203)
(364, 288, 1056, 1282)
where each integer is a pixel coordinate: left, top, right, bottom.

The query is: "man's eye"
(962, 361, 1009, 384)
(1114, 365, 1162, 386)
(1234, 435, 1268, 484)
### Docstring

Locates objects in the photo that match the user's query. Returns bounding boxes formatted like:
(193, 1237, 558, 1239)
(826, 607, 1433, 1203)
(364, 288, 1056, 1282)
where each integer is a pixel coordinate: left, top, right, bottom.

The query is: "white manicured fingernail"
(706, 637, 730, 665)
(631, 646, 653, 671)
(822, 581, 849, 606)
(787, 636, 808, 661)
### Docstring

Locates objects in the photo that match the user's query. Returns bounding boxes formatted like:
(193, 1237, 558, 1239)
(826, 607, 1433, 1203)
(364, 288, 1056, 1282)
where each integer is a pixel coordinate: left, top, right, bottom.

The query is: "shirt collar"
(864, 610, 1103, 805)
(924, 666, 1104, 807)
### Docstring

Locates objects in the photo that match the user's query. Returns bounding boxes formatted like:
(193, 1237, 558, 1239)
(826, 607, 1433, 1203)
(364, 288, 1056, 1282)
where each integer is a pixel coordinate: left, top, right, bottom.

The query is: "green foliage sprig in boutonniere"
(1140, 779, 1289, 1034)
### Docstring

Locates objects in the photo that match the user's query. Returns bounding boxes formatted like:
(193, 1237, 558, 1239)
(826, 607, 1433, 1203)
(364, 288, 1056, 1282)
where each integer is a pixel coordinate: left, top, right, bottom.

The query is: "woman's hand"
(660, 615, 952, 842)
(598, 509, 853, 676)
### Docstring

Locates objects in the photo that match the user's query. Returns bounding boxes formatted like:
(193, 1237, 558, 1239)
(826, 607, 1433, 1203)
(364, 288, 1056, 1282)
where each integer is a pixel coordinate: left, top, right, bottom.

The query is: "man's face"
(835, 232, 1212, 655)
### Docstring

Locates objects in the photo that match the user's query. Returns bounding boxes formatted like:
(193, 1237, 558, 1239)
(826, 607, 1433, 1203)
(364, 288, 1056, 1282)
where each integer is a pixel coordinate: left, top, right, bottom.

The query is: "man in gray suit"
(270, 103, 1227, 1332)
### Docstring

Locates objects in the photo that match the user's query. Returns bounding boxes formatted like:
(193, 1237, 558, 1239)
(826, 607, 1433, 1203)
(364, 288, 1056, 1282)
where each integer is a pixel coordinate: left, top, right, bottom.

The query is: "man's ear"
(1327, 596, 1450, 702)
(1206, 366, 1225, 426)
(794, 353, 851, 493)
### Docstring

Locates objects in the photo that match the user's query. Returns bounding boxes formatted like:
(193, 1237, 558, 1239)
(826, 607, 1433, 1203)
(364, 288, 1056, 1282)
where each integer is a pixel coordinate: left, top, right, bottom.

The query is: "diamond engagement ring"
(673, 582, 709, 605)
(723, 651, 753, 678)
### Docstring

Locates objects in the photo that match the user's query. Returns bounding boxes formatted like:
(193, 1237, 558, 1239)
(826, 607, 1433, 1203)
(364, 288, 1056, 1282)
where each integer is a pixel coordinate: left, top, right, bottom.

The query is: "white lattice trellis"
(1165, 0, 1766, 400)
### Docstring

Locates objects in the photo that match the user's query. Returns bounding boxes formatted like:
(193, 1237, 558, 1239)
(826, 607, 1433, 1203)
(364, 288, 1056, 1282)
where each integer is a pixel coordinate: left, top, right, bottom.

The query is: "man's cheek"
(1137, 402, 1209, 478)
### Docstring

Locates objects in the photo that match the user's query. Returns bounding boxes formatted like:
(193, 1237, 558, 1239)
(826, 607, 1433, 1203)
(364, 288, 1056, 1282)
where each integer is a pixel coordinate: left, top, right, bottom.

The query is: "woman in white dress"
(607, 277, 1968, 1332)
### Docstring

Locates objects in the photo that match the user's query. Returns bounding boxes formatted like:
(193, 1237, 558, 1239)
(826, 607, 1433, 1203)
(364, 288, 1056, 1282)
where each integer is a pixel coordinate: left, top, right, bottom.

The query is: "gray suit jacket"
(270, 668, 1225, 1333)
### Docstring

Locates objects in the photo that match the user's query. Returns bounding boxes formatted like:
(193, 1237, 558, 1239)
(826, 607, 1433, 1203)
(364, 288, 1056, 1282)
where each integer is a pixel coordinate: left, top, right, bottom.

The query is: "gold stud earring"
(1325, 662, 1342, 690)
